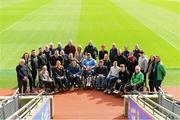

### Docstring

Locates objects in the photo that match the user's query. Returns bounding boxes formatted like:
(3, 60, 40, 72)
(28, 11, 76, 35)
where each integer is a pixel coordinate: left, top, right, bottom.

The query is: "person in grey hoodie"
(138, 50, 148, 85)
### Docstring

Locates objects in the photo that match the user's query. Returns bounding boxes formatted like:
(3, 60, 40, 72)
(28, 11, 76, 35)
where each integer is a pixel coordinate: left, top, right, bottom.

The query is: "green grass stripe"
(0, 0, 52, 32)
(140, 0, 180, 14)
(77, 0, 180, 68)
(0, 0, 82, 69)
(112, 0, 180, 51)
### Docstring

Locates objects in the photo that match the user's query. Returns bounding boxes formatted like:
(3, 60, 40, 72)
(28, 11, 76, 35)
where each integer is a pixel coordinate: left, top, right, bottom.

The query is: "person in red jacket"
(64, 40, 76, 56)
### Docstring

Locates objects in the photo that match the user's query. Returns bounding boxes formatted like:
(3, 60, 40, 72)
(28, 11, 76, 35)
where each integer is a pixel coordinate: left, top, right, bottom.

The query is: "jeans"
(96, 75, 106, 88)
(104, 76, 118, 90)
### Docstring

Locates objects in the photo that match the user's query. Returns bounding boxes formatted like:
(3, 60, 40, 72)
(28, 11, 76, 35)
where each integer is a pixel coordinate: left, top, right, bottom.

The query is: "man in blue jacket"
(67, 59, 81, 89)
(82, 53, 96, 86)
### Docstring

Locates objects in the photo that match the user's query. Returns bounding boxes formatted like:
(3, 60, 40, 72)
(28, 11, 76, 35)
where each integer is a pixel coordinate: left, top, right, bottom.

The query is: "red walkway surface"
(1, 87, 180, 120)
(53, 90, 126, 120)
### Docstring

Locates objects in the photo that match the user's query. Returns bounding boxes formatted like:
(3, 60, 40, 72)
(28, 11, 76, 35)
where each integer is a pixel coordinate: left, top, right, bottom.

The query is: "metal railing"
(7, 91, 45, 120)
(158, 87, 180, 116)
(129, 90, 180, 120)
(0, 89, 19, 120)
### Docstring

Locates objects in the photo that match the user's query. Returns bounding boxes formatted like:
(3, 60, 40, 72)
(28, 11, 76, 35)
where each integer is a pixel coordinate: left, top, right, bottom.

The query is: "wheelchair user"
(82, 53, 96, 87)
(39, 65, 54, 93)
(67, 59, 81, 89)
(124, 65, 144, 93)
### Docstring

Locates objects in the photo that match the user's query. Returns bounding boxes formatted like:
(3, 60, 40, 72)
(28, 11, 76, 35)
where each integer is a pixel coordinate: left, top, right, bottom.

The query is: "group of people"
(16, 40, 166, 96)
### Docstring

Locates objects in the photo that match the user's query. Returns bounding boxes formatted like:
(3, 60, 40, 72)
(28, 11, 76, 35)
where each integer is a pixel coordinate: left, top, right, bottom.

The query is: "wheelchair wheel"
(138, 86, 149, 93)
(36, 81, 46, 93)
(123, 83, 130, 94)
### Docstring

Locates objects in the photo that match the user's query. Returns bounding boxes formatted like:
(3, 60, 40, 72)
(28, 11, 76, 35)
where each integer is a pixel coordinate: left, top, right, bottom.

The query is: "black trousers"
(28, 75, 33, 91)
(141, 70, 146, 86)
(18, 79, 27, 93)
(149, 80, 155, 92)
(31, 70, 37, 87)
(154, 80, 162, 92)
(68, 75, 81, 88)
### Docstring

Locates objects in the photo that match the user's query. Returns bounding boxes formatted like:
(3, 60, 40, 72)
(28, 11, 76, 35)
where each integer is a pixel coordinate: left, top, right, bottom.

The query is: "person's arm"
(82, 59, 86, 69)
(90, 59, 96, 69)
(160, 64, 166, 80)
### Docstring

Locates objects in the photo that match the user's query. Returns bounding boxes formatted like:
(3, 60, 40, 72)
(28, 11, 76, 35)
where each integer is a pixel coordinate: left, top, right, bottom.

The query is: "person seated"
(113, 64, 130, 96)
(67, 59, 81, 89)
(104, 61, 120, 94)
(82, 53, 96, 86)
(125, 65, 144, 93)
(52, 61, 68, 92)
(50, 50, 64, 67)
(95, 60, 108, 90)
(39, 65, 54, 93)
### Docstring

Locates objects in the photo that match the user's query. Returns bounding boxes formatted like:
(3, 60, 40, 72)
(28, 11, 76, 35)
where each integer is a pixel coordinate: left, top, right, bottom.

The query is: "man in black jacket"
(84, 41, 98, 60)
(95, 60, 108, 90)
(99, 45, 108, 60)
(113, 49, 127, 66)
(38, 47, 47, 69)
(109, 43, 117, 63)
(51, 50, 64, 67)
(43, 45, 52, 76)
(16, 59, 29, 93)
(113, 64, 130, 95)
(30, 50, 38, 88)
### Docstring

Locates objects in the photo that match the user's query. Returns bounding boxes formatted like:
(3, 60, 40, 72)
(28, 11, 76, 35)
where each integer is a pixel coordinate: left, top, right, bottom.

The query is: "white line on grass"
(0, 1, 52, 35)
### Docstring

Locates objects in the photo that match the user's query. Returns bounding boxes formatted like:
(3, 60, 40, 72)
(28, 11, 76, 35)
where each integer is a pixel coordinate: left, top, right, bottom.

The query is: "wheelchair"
(81, 70, 96, 89)
(123, 81, 149, 94)
(36, 79, 56, 93)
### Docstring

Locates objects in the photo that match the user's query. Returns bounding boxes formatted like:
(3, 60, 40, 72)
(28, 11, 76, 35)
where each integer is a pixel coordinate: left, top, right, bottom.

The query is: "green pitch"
(0, 0, 180, 88)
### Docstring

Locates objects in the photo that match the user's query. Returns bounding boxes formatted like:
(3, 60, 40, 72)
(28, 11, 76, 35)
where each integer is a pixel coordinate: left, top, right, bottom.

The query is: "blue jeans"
(96, 75, 106, 88)
(104, 76, 118, 90)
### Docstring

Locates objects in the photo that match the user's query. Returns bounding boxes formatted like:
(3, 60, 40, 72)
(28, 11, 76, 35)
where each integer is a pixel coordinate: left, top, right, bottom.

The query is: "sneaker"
(113, 90, 119, 94)
(108, 89, 111, 94)
(104, 89, 108, 93)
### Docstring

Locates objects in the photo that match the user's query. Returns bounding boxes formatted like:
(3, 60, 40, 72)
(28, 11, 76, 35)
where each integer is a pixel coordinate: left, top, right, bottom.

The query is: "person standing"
(84, 41, 98, 60)
(126, 52, 138, 78)
(22, 52, 33, 92)
(153, 56, 166, 92)
(64, 40, 76, 56)
(16, 59, 28, 93)
(113, 49, 127, 66)
(109, 43, 117, 63)
(99, 45, 108, 60)
(75, 45, 84, 65)
(138, 50, 148, 85)
(122, 45, 129, 58)
(30, 50, 38, 88)
(145, 55, 156, 92)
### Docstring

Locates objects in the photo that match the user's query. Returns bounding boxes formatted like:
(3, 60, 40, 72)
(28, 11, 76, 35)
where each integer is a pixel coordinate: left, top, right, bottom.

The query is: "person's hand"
(117, 79, 121, 83)
(23, 76, 28, 81)
(61, 76, 64, 79)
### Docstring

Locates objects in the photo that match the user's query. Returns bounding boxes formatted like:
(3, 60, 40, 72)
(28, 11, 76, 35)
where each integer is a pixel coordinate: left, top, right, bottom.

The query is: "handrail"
(7, 91, 44, 120)
(130, 90, 180, 119)
(0, 88, 19, 104)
